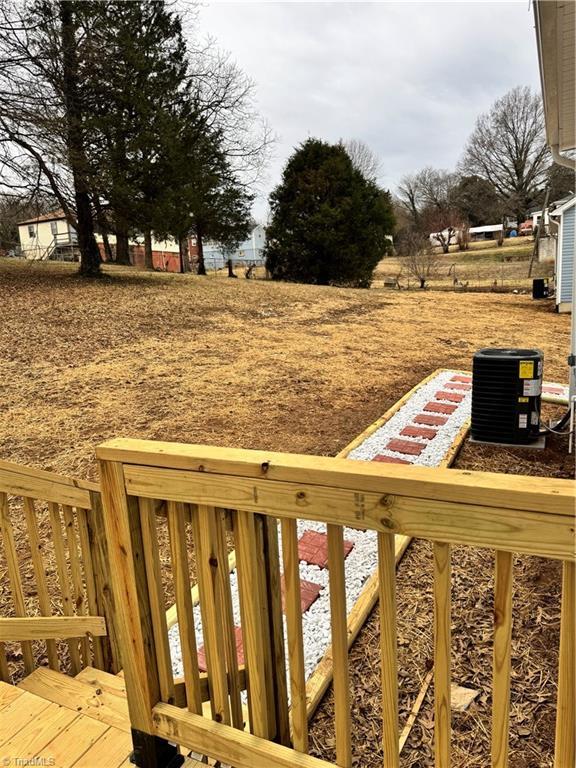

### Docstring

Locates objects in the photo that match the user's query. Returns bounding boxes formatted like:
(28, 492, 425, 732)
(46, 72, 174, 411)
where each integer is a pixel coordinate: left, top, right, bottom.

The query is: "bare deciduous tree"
(460, 86, 549, 224)
(342, 139, 381, 182)
(397, 231, 440, 289)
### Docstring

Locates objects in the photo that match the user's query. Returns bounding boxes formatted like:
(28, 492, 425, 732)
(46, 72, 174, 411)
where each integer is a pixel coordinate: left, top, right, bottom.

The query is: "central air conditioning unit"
(471, 348, 543, 445)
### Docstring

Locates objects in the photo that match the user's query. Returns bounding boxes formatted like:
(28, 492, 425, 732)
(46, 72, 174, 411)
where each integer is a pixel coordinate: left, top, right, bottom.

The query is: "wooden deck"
(0, 667, 202, 768)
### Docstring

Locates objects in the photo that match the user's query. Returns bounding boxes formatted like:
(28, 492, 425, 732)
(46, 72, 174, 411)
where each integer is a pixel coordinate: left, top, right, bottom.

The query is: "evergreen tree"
(265, 139, 395, 288)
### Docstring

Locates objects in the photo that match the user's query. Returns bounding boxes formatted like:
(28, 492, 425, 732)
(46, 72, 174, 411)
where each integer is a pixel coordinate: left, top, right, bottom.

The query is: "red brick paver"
(198, 626, 244, 672)
(386, 438, 427, 456)
(435, 391, 464, 403)
(298, 529, 354, 568)
(414, 413, 448, 426)
(451, 375, 472, 383)
(444, 382, 472, 391)
(424, 401, 457, 415)
(401, 425, 438, 440)
(372, 454, 413, 465)
(281, 577, 322, 613)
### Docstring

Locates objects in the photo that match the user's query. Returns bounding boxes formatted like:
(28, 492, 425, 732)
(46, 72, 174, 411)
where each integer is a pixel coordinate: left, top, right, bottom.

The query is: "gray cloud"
(197, 1, 541, 219)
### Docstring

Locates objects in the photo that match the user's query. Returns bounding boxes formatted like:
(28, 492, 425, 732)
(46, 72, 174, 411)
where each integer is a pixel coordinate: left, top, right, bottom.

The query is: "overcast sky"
(196, 1, 541, 221)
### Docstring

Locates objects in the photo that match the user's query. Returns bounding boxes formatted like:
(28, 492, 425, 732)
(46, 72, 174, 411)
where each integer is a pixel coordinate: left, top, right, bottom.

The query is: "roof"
(551, 192, 576, 216)
(469, 224, 503, 233)
(18, 209, 67, 226)
(534, 0, 575, 153)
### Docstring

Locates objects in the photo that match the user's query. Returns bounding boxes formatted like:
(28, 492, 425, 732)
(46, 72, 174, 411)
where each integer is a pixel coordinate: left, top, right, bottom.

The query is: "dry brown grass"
(0, 257, 572, 766)
(0, 258, 569, 478)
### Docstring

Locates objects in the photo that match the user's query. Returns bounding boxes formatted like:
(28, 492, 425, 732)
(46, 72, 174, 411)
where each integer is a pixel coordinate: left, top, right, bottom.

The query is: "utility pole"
(528, 186, 550, 278)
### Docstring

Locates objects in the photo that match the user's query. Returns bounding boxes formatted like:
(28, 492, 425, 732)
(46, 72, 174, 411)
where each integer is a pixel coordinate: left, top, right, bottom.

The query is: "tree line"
(395, 86, 574, 256)
(0, 0, 270, 276)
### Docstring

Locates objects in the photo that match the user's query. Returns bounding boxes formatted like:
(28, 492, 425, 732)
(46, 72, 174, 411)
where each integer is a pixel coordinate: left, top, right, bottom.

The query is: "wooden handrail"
(0, 616, 107, 641)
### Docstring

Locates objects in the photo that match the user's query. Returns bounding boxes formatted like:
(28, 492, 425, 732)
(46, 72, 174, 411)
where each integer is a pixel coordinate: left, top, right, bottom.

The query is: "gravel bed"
(168, 370, 567, 688)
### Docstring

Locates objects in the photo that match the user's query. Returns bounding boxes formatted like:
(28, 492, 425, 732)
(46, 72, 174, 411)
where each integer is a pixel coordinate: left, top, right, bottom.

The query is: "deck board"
(0, 703, 78, 759)
(42, 717, 113, 768)
(0, 690, 52, 745)
(70, 726, 132, 768)
(0, 681, 23, 712)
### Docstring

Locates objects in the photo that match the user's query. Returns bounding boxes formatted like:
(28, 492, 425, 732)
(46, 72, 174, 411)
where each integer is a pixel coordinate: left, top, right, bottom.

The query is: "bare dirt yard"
(0, 258, 572, 767)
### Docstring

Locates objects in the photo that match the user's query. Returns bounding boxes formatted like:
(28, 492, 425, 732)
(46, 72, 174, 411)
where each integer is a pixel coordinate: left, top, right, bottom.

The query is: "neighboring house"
(18, 209, 78, 261)
(550, 193, 576, 313)
(18, 209, 185, 273)
(203, 224, 266, 269)
(429, 223, 518, 245)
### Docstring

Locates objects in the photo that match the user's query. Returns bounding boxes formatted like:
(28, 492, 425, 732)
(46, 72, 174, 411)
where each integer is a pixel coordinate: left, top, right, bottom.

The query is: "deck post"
(130, 729, 184, 768)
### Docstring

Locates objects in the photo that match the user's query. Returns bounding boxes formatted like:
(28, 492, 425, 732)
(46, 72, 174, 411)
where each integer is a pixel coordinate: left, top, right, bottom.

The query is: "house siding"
(559, 203, 575, 305)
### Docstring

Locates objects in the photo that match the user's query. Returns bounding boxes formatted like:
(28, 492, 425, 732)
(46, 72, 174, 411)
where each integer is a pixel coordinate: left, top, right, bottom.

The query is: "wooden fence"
(97, 438, 575, 768)
(0, 458, 120, 681)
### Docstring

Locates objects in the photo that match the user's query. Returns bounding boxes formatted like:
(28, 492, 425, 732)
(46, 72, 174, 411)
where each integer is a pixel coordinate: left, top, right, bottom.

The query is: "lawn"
(0, 257, 572, 767)
(374, 235, 554, 291)
(0, 257, 569, 478)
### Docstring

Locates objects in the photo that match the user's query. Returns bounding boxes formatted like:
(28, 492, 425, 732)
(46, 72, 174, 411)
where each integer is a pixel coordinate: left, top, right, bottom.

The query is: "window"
(27, 225, 35, 238)
(50, 221, 58, 236)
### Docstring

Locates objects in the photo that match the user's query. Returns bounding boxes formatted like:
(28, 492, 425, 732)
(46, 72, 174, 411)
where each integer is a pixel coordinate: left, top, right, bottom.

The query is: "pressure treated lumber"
(23, 496, 60, 670)
(492, 551, 513, 768)
(0, 616, 107, 641)
(327, 524, 352, 768)
(139, 497, 175, 705)
(120, 464, 574, 560)
(152, 701, 336, 768)
(0, 492, 35, 674)
(434, 542, 452, 768)
(0, 456, 96, 508)
(18, 667, 130, 732)
(378, 532, 399, 768)
(98, 459, 162, 733)
(166, 500, 203, 714)
(97, 438, 575, 518)
(280, 517, 308, 752)
(555, 560, 575, 768)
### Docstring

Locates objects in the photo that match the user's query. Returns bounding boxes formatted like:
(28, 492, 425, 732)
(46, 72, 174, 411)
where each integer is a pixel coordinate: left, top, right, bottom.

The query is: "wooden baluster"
(378, 532, 399, 768)
(0, 493, 35, 674)
(327, 524, 351, 768)
(281, 518, 308, 753)
(0, 642, 10, 682)
(215, 507, 244, 729)
(86, 490, 121, 673)
(166, 500, 202, 715)
(191, 503, 231, 726)
(62, 505, 90, 667)
(22, 497, 59, 671)
(554, 560, 575, 768)
(259, 515, 290, 746)
(433, 542, 451, 768)
(48, 502, 82, 674)
(234, 509, 272, 738)
(76, 507, 105, 669)
(139, 498, 176, 704)
(492, 551, 513, 768)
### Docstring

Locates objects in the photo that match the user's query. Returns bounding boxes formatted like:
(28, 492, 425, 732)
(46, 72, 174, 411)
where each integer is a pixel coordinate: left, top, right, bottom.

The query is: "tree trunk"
(59, 1, 100, 277)
(115, 220, 131, 265)
(227, 258, 237, 278)
(179, 236, 190, 273)
(197, 228, 206, 275)
(419, 277, 426, 289)
(93, 197, 113, 262)
(144, 229, 153, 269)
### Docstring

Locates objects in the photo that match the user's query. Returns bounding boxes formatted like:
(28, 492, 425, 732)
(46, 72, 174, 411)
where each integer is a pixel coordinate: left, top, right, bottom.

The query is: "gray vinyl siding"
(559, 204, 575, 303)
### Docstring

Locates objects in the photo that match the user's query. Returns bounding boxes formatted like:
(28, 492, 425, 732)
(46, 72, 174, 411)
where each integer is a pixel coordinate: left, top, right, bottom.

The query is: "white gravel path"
(168, 370, 567, 687)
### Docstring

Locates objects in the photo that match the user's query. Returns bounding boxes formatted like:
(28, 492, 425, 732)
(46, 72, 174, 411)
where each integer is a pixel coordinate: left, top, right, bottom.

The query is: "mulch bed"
(308, 409, 571, 767)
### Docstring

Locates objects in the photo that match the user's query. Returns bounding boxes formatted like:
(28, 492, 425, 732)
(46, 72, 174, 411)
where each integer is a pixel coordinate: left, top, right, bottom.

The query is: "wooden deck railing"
(0, 458, 120, 680)
(97, 438, 575, 768)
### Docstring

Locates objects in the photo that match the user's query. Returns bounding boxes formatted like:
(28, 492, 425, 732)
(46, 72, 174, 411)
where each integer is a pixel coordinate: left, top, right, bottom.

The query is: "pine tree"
(265, 139, 395, 287)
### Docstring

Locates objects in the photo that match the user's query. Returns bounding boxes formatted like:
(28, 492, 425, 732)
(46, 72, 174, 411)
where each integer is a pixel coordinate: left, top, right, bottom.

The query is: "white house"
(18, 209, 77, 261)
(550, 193, 576, 313)
(18, 209, 182, 270)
